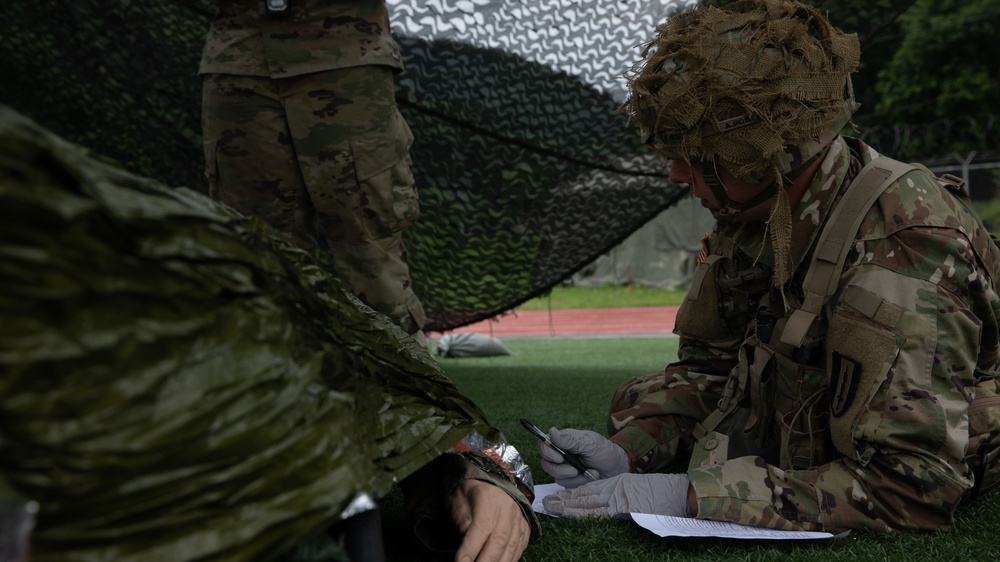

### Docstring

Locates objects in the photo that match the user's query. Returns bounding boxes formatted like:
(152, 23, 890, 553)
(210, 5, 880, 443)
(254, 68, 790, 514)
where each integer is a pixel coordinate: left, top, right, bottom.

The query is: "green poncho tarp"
(0, 105, 497, 561)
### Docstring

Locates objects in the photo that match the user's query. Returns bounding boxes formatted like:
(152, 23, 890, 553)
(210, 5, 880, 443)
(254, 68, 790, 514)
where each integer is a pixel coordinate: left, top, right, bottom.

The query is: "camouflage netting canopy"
(0, 105, 497, 560)
(0, 0, 690, 332)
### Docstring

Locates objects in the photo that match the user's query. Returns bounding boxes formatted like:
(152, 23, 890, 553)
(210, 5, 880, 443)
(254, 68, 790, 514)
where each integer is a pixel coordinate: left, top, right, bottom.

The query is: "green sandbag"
(0, 105, 496, 561)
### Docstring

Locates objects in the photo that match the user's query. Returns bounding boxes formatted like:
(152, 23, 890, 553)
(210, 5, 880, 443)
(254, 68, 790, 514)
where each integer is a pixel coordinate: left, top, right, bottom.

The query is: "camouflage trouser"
(607, 369, 723, 473)
(202, 66, 426, 342)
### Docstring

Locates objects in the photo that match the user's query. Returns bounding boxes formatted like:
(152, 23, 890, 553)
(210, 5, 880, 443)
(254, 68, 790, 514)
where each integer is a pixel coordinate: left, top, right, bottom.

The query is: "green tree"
(872, 0, 1000, 124)
(700, 0, 918, 43)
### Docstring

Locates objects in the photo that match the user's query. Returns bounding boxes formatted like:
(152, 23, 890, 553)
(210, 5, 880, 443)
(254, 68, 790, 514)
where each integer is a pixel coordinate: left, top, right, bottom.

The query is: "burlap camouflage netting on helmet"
(625, 0, 860, 186)
(0, 0, 690, 332)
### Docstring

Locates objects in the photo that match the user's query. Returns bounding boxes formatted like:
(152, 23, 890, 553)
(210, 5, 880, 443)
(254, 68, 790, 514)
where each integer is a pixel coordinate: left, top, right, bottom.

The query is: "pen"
(520, 418, 597, 481)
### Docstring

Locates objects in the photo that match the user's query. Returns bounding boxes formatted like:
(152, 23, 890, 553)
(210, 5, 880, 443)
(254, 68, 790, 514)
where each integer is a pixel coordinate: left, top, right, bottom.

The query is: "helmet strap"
(703, 156, 779, 221)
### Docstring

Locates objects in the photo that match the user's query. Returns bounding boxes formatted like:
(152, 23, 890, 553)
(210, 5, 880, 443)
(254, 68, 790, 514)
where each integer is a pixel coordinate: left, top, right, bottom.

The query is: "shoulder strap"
(780, 156, 916, 348)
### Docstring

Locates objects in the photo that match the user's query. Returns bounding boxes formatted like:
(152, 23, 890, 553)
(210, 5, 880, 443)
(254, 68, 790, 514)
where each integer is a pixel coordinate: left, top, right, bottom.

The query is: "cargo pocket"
(973, 446, 1000, 497)
(202, 136, 238, 210)
(967, 381, 1000, 496)
(203, 137, 219, 189)
(689, 431, 732, 470)
(350, 112, 419, 240)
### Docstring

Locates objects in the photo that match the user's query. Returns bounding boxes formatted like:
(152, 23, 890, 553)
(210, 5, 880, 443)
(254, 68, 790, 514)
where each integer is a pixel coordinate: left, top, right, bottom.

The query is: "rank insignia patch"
(830, 352, 862, 417)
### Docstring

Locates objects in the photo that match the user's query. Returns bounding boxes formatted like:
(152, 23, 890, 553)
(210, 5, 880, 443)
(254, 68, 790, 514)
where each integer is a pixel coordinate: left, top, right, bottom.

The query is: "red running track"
(428, 306, 679, 339)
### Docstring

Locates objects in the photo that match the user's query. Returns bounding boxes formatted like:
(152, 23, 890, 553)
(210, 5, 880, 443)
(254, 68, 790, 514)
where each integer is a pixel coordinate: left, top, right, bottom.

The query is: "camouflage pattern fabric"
(198, 0, 403, 78)
(200, 1, 425, 339)
(0, 105, 518, 560)
(608, 136, 1000, 532)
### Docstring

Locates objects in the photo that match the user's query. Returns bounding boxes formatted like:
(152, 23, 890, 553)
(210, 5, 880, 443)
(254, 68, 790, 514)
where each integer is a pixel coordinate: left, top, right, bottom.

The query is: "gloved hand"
(538, 428, 631, 488)
(542, 473, 691, 518)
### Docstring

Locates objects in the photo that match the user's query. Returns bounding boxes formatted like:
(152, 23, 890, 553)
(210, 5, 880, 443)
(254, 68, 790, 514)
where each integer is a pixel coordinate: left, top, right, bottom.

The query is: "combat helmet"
(623, 0, 860, 299)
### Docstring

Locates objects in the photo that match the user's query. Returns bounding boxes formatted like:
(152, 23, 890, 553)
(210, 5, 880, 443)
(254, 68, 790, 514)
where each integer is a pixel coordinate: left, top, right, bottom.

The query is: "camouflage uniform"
(608, 136, 1000, 532)
(199, 0, 426, 341)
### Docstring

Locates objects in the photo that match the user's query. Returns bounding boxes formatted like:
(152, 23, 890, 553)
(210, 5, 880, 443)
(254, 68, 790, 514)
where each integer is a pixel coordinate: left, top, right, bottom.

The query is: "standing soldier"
(199, 0, 426, 345)
(194, 2, 537, 560)
(539, 0, 1000, 532)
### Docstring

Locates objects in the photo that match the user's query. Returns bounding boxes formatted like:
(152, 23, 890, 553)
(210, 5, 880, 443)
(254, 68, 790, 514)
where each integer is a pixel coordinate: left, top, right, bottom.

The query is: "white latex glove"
(541, 473, 691, 518)
(538, 428, 631, 488)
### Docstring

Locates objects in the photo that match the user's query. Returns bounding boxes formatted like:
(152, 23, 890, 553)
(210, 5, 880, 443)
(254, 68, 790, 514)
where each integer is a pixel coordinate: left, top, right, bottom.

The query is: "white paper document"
(531, 483, 566, 517)
(533, 483, 837, 540)
(630, 513, 835, 539)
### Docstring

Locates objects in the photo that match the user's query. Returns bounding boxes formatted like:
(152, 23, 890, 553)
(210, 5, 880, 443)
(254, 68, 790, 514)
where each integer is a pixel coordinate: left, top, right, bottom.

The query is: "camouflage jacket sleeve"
(608, 290, 744, 473)
(689, 171, 1000, 532)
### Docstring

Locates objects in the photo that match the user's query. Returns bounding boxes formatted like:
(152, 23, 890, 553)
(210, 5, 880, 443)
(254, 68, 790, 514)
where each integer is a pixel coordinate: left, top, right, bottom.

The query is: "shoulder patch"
(697, 231, 711, 264)
(830, 352, 862, 417)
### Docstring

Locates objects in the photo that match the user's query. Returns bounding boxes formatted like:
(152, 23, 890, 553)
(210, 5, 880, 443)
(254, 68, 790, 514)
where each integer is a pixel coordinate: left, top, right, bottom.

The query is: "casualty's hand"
(448, 479, 531, 562)
(538, 428, 631, 488)
(542, 473, 691, 518)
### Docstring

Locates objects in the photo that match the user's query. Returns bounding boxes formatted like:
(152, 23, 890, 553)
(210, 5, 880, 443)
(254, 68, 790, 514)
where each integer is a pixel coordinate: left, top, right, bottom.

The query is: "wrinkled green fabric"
(0, 105, 497, 561)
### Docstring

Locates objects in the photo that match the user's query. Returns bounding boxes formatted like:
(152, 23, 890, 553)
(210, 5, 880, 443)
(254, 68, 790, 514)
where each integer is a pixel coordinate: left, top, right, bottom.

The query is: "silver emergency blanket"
(461, 431, 533, 489)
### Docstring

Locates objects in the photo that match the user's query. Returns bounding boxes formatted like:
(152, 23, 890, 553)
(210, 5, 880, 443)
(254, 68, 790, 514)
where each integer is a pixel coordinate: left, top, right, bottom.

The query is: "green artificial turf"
(516, 284, 687, 310)
(380, 338, 1000, 561)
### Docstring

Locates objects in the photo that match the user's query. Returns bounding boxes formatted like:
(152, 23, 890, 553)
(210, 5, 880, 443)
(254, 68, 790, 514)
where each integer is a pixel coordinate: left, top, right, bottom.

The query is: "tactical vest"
(682, 156, 1000, 498)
